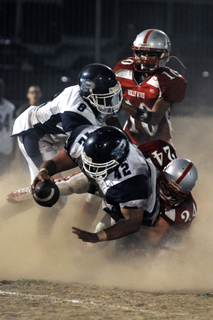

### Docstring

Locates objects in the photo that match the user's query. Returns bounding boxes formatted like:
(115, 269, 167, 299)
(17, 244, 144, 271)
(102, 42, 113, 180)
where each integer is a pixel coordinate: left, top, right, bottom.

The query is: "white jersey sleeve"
(12, 85, 103, 137)
(64, 125, 101, 165)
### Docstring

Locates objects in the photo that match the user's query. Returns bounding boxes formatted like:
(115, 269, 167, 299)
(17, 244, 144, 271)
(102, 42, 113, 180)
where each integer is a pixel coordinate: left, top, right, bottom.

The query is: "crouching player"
(138, 140, 197, 251)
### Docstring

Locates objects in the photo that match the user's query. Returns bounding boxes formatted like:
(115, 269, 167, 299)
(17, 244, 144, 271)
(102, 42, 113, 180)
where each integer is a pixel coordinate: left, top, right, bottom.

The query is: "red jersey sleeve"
(160, 194, 197, 230)
(157, 67, 187, 103)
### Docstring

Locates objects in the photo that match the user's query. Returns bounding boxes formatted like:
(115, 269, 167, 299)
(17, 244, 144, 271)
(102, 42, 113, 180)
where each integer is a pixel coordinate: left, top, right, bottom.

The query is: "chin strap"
(166, 55, 187, 69)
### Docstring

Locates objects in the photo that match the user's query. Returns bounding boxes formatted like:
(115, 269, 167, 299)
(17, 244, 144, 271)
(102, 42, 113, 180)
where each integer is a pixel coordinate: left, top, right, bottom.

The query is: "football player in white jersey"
(12, 63, 122, 184)
(32, 125, 159, 242)
(4, 64, 122, 238)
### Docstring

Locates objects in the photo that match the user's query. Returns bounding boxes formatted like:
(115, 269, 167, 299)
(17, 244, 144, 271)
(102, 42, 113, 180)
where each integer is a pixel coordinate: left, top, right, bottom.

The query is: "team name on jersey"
(127, 89, 145, 98)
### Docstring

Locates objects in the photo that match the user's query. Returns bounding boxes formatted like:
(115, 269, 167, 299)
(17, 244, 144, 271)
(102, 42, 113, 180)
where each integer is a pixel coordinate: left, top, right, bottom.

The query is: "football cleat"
(7, 187, 32, 204)
(6, 172, 89, 204)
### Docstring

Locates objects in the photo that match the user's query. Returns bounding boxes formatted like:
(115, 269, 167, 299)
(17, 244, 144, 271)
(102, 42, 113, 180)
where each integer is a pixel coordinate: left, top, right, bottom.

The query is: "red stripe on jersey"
(176, 162, 193, 184)
(143, 29, 154, 43)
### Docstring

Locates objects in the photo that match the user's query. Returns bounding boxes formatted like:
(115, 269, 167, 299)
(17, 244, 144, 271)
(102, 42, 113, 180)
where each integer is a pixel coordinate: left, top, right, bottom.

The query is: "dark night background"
(0, 0, 213, 113)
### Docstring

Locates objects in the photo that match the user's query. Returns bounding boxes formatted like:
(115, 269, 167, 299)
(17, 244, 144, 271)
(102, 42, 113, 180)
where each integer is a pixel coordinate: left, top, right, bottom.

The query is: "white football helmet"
(132, 29, 171, 73)
(157, 158, 198, 208)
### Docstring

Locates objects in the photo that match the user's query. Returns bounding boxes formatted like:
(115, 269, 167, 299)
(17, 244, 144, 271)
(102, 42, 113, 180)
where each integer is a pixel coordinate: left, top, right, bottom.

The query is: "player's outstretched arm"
(72, 207, 144, 243)
(31, 148, 77, 192)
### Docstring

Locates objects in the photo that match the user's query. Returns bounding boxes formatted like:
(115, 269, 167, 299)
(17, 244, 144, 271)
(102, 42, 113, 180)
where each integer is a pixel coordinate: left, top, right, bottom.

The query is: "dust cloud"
(0, 116, 213, 293)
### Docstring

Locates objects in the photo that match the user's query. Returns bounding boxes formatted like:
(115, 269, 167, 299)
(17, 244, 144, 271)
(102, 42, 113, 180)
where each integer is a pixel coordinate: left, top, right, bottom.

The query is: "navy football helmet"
(82, 126, 130, 180)
(79, 63, 122, 115)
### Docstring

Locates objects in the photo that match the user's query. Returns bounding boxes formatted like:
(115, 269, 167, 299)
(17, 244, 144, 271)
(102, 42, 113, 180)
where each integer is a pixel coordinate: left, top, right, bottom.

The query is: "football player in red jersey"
(137, 140, 197, 250)
(114, 28, 187, 146)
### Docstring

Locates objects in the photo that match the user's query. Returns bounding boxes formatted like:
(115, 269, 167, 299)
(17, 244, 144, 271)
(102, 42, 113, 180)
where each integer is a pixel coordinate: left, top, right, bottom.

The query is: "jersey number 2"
(114, 162, 131, 179)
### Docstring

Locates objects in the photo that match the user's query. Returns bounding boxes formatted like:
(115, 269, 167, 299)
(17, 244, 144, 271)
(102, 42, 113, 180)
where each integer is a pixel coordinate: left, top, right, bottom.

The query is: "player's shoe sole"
(6, 172, 87, 204)
(7, 187, 32, 203)
(6, 177, 61, 204)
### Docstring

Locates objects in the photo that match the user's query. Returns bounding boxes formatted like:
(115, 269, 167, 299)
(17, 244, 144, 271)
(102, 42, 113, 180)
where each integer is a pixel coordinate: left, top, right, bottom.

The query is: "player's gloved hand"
(31, 168, 54, 193)
(133, 108, 152, 123)
(72, 227, 99, 243)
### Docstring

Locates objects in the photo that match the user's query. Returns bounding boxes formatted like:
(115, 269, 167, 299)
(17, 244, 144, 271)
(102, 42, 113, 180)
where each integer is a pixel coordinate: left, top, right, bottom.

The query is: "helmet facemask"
(132, 29, 171, 73)
(79, 63, 123, 115)
(157, 172, 189, 209)
(82, 150, 119, 180)
(82, 128, 130, 181)
(132, 46, 168, 73)
(85, 82, 122, 115)
(157, 158, 198, 209)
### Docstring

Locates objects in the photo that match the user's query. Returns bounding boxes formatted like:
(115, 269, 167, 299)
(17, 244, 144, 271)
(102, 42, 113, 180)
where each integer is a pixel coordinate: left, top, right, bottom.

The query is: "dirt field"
(0, 115, 213, 319)
(1, 280, 213, 320)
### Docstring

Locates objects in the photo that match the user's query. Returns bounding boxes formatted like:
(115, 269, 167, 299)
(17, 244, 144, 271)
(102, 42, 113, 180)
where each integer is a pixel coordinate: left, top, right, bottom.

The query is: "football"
(32, 180, 60, 207)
